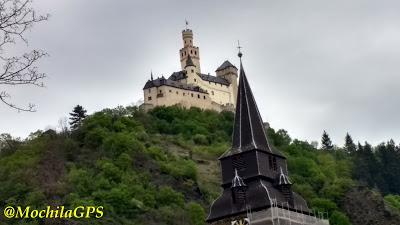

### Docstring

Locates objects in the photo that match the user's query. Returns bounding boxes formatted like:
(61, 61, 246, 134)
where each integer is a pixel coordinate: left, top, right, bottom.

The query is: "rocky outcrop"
(343, 186, 400, 225)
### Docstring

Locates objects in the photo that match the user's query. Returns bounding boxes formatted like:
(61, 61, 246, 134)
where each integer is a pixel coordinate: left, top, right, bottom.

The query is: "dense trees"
(1, 105, 400, 225)
(353, 140, 400, 195)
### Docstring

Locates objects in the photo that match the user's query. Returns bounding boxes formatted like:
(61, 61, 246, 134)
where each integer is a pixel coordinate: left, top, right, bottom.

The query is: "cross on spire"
(237, 40, 243, 59)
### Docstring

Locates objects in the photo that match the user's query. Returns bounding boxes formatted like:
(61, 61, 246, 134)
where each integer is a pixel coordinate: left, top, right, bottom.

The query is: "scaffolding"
(241, 200, 330, 225)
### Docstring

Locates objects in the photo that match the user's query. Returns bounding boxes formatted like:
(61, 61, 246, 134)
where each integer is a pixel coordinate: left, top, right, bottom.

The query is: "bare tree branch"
(0, 0, 48, 112)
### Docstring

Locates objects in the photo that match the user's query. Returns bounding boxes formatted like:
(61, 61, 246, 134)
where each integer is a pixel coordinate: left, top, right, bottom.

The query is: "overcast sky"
(1, 0, 400, 146)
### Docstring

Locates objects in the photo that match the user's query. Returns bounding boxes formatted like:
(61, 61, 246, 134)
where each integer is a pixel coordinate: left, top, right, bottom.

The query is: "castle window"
(194, 78, 196, 82)
(195, 50, 197, 55)
(169, 90, 172, 93)
(181, 52, 183, 57)
(176, 91, 178, 94)
(197, 94, 200, 98)
(191, 50, 193, 54)
(191, 93, 193, 97)
(192, 69, 194, 73)
(203, 96, 206, 99)
(183, 93, 185, 96)
(159, 90, 162, 93)
(148, 96, 152, 101)
(211, 91, 214, 95)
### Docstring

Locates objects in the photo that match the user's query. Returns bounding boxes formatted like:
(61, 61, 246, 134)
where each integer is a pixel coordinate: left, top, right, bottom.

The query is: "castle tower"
(184, 55, 197, 83)
(216, 60, 238, 104)
(180, 28, 201, 73)
(206, 52, 329, 225)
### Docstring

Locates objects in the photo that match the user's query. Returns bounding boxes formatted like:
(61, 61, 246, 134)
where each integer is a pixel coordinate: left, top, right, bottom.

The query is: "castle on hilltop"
(142, 27, 238, 112)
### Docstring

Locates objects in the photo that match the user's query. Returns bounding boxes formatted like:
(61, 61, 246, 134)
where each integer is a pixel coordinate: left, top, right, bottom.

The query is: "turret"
(184, 55, 197, 84)
(179, 28, 201, 73)
(216, 60, 238, 104)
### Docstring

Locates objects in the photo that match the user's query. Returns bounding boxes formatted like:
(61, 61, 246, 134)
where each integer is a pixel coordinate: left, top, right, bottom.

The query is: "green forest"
(1, 105, 400, 225)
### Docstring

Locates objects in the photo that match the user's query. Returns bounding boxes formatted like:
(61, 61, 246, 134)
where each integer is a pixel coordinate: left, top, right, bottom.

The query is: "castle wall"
(143, 85, 222, 111)
(185, 72, 235, 106)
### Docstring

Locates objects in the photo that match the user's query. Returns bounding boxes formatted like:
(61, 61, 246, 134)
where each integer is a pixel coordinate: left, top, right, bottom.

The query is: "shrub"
(193, 134, 209, 145)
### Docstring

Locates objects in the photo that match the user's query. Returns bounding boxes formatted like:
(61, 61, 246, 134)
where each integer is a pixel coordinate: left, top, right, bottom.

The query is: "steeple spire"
(224, 47, 272, 156)
(150, 70, 153, 80)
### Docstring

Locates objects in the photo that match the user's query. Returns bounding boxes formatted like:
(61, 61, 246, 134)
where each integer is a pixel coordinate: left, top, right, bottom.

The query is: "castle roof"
(185, 55, 195, 68)
(168, 71, 187, 81)
(198, 73, 230, 86)
(216, 60, 237, 72)
(143, 76, 207, 94)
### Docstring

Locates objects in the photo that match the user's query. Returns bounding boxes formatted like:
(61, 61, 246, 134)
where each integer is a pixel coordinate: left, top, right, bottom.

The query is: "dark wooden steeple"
(207, 51, 311, 223)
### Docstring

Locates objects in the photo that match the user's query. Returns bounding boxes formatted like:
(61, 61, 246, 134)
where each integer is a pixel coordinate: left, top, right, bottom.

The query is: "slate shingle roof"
(143, 77, 207, 94)
(216, 60, 237, 72)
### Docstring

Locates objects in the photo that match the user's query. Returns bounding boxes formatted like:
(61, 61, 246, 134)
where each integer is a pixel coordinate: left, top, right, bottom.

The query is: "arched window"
(203, 96, 206, 99)
(191, 50, 193, 54)
(197, 94, 200, 98)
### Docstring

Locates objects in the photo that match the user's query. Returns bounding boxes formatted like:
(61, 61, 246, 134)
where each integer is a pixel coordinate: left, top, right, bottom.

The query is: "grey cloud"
(1, 0, 400, 146)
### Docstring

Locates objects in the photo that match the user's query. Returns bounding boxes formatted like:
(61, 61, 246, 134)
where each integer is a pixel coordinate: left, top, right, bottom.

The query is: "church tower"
(180, 28, 201, 73)
(206, 51, 329, 225)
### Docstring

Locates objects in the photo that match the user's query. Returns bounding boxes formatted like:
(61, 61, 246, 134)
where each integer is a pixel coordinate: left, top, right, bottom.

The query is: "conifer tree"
(321, 130, 333, 150)
(344, 132, 356, 154)
(69, 105, 87, 130)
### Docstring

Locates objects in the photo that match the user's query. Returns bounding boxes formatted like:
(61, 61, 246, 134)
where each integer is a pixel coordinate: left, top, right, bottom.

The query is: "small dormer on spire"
(231, 169, 246, 188)
(278, 167, 292, 185)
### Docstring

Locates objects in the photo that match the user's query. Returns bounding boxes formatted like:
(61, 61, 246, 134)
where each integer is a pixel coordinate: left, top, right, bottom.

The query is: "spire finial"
(185, 19, 189, 29)
(150, 70, 153, 80)
(237, 40, 243, 59)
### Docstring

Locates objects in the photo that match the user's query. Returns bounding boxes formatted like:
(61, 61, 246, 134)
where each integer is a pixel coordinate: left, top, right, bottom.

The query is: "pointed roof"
(216, 60, 237, 72)
(185, 55, 195, 68)
(221, 57, 284, 158)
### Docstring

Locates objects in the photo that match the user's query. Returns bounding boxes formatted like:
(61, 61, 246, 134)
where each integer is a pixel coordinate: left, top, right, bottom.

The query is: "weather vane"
(185, 19, 189, 29)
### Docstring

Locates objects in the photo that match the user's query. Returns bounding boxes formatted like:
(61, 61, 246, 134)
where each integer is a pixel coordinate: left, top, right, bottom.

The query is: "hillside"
(1, 106, 400, 225)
